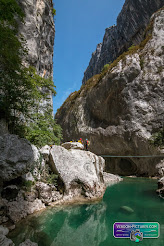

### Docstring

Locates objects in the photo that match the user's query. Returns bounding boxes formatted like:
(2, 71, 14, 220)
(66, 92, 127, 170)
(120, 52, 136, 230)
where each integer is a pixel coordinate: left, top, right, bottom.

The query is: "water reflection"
(9, 178, 164, 246)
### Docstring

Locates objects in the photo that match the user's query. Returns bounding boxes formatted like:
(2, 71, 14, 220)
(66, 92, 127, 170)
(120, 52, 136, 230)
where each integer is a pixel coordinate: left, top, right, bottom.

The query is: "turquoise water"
(9, 178, 164, 246)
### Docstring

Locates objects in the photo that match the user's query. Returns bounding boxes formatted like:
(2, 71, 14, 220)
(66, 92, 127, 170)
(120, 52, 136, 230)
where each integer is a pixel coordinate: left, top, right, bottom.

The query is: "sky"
(52, 0, 125, 114)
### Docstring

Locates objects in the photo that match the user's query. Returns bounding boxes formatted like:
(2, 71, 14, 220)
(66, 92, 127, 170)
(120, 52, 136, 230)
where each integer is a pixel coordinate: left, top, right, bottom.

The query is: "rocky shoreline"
(0, 133, 122, 246)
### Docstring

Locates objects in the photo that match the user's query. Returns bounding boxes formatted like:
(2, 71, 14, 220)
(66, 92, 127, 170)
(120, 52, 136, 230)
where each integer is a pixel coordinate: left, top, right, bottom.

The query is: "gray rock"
(0, 225, 9, 236)
(56, 9, 164, 177)
(0, 134, 34, 181)
(31, 145, 44, 181)
(1, 192, 45, 223)
(0, 216, 8, 224)
(22, 172, 35, 182)
(18, 0, 55, 112)
(35, 182, 52, 204)
(156, 160, 164, 178)
(40, 145, 51, 162)
(49, 145, 105, 199)
(61, 142, 84, 150)
(82, 0, 164, 83)
(157, 177, 164, 198)
(0, 226, 14, 246)
(0, 234, 14, 246)
(51, 190, 63, 202)
(103, 172, 123, 186)
(19, 239, 38, 246)
(24, 190, 38, 202)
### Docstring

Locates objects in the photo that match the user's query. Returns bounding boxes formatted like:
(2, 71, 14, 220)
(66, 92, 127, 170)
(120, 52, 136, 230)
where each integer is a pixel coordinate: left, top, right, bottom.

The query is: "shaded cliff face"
(56, 8, 164, 176)
(18, 0, 55, 107)
(82, 0, 164, 84)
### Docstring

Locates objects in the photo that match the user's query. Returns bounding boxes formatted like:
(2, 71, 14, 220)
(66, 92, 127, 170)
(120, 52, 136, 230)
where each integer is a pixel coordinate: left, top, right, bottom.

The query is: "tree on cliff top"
(0, 0, 62, 147)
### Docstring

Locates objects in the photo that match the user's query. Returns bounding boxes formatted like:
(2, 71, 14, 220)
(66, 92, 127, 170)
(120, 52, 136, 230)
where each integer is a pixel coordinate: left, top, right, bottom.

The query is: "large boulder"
(0, 134, 34, 181)
(49, 145, 105, 199)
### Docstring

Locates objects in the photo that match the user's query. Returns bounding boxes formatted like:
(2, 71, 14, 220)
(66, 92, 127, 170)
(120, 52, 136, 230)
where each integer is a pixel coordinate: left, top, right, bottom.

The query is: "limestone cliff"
(56, 8, 164, 176)
(82, 0, 164, 84)
(18, 0, 55, 108)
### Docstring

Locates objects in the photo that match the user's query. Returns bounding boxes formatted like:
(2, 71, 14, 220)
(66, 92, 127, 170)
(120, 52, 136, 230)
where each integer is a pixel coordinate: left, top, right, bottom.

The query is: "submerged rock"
(120, 206, 134, 214)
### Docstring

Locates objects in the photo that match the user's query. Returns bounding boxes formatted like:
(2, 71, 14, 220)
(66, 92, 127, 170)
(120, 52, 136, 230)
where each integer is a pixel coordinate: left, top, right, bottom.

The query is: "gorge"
(56, 4, 164, 178)
(0, 0, 164, 245)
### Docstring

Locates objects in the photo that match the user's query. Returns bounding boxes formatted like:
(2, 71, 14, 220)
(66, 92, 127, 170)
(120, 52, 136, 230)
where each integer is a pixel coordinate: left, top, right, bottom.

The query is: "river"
(9, 178, 164, 246)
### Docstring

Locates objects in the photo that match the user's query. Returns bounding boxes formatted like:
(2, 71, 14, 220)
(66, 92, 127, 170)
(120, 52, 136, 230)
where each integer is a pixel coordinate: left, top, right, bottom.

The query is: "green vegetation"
(139, 56, 144, 70)
(101, 64, 110, 73)
(21, 180, 35, 192)
(150, 128, 164, 147)
(46, 173, 58, 185)
(25, 110, 62, 147)
(52, 8, 56, 16)
(0, 0, 62, 147)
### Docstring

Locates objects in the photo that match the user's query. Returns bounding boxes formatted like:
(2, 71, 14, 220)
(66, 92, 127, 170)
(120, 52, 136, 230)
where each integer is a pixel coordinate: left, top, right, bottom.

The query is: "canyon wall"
(18, 0, 55, 108)
(56, 8, 164, 176)
(82, 0, 164, 84)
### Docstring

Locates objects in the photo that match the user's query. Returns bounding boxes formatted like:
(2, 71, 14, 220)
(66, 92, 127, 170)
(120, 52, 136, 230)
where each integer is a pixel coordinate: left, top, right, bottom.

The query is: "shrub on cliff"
(151, 128, 164, 147)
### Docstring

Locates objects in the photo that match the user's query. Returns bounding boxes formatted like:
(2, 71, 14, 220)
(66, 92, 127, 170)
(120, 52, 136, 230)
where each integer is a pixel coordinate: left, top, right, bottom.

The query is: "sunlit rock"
(49, 145, 105, 199)
(62, 142, 84, 150)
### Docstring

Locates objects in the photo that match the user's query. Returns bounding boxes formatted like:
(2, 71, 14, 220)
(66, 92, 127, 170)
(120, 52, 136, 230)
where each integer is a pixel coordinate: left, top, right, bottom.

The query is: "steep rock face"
(82, 0, 164, 84)
(18, 0, 55, 108)
(56, 9, 164, 176)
